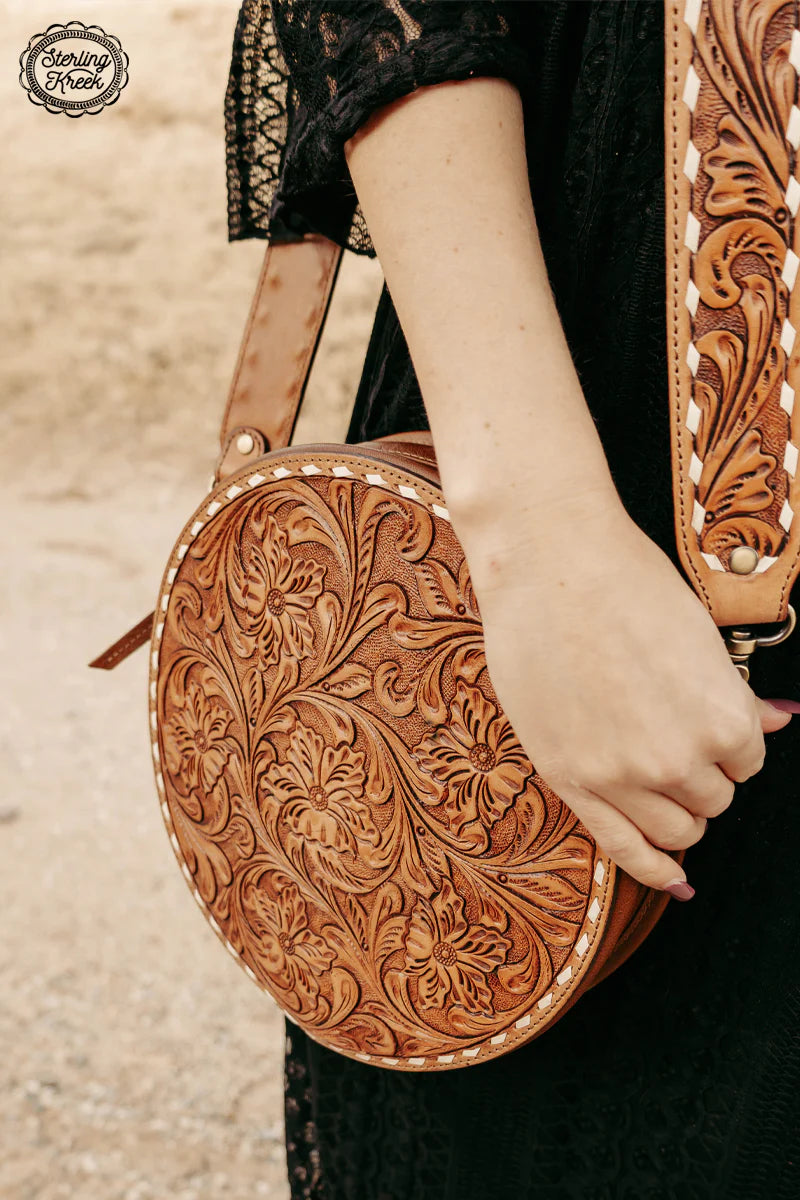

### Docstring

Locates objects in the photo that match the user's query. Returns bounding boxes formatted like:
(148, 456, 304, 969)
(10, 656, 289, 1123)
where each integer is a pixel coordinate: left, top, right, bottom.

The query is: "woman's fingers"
(754, 694, 797, 728)
(709, 684, 770, 785)
(652, 762, 736, 820)
(714, 717, 766, 784)
(607, 787, 708, 851)
(551, 691, 791, 890)
(565, 788, 691, 893)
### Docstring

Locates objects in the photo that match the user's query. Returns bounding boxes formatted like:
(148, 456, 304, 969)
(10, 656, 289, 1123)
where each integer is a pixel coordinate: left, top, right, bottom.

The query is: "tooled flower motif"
(403, 878, 511, 1015)
(163, 681, 233, 792)
(238, 514, 325, 668)
(412, 681, 530, 836)
(262, 724, 380, 855)
(248, 874, 335, 1003)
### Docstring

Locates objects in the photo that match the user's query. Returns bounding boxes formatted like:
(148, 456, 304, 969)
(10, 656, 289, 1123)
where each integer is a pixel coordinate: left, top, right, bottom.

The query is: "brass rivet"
(729, 546, 759, 575)
(236, 432, 255, 455)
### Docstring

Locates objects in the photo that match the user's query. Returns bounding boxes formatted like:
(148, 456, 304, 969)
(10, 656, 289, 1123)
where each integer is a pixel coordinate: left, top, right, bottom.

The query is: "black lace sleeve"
(224, 0, 534, 255)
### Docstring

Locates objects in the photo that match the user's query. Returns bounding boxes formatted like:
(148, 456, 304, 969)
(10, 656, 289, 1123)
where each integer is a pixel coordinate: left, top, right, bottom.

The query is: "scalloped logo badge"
(19, 21, 128, 117)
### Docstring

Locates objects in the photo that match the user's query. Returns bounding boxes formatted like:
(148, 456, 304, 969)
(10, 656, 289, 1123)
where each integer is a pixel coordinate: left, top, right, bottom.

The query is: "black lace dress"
(225, 4, 800, 1197)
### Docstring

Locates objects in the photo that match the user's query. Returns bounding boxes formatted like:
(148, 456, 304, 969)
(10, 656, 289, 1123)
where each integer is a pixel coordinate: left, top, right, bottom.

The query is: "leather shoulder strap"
(90, 234, 343, 669)
(215, 234, 344, 483)
(665, 0, 800, 626)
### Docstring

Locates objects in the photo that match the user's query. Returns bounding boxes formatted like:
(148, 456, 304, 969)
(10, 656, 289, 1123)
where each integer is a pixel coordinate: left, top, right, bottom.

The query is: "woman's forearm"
(343, 75, 626, 585)
(343, 74, 777, 897)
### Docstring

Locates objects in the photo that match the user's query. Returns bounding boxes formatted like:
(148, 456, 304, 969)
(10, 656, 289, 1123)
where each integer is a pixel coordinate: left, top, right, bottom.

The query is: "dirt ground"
(2, 4, 383, 1197)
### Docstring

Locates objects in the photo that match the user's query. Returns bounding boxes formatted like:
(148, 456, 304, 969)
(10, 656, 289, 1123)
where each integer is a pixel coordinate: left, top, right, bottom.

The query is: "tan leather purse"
(94, 0, 799, 1071)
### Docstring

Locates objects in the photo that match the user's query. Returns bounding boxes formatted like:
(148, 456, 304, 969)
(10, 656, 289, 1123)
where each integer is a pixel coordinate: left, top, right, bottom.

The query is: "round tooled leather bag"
(150, 410, 672, 1071)
(139, 226, 686, 1073)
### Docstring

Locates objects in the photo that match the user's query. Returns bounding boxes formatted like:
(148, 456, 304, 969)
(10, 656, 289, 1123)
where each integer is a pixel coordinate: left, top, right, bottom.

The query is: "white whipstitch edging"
(680, 0, 798, 573)
(149, 453, 615, 1070)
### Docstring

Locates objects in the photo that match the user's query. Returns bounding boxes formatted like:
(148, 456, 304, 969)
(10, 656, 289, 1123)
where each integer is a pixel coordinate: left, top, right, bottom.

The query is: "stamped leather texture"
(666, 0, 800, 625)
(149, 446, 673, 1071)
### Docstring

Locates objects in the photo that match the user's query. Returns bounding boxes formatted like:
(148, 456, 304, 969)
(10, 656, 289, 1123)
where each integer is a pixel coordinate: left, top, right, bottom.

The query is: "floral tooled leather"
(152, 450, 629, 1070)
(666, 0, 800, 624)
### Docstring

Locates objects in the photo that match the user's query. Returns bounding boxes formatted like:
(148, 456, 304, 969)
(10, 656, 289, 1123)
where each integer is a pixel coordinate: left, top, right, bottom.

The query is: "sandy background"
(2, 3, 383, 1197)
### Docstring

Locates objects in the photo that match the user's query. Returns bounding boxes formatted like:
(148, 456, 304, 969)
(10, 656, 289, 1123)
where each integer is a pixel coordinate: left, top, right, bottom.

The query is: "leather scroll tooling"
(666, 0, 800, 625)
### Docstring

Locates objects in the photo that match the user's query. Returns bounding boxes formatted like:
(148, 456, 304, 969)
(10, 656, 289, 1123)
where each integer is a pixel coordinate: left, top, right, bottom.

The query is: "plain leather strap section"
(665, 0, 800, 625)
(91, 234, 344, 669)
(89, 612, 155, 670)
(215, 235, 344, 482)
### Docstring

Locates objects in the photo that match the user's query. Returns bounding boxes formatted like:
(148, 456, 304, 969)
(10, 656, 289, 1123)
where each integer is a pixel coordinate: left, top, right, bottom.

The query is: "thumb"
(755, 696, 798, 732)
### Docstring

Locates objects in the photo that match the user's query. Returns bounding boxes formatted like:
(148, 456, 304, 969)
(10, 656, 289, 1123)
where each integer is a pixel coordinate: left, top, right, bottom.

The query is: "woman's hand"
(343, 76, 791, 891)
(461, 495, 791, 894)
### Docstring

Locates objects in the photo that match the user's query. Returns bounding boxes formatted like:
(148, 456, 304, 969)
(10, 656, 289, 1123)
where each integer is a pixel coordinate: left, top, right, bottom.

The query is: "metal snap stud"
(729, 546, 759, 575)
(236, 432, 255, 455)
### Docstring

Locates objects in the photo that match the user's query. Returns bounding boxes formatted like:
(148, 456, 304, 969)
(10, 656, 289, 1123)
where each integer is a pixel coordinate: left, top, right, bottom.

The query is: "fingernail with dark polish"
(665, 879, 695, 901)
(765, 699, 800, 714)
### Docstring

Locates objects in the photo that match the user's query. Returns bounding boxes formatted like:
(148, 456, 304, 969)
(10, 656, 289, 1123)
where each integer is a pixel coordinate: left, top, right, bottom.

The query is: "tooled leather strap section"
(215, 235, 344, 482)
(666, 0, 800, 626)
